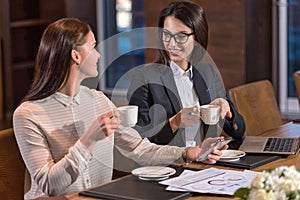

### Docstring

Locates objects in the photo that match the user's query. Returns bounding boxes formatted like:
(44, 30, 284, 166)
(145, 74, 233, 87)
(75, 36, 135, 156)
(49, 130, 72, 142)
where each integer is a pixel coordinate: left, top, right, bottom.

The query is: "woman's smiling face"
(163, 16, 195, 70)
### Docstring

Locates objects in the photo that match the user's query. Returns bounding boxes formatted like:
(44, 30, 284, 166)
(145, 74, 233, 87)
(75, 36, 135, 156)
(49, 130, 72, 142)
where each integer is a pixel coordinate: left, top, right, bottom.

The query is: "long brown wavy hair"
(22, 18, 91, 102)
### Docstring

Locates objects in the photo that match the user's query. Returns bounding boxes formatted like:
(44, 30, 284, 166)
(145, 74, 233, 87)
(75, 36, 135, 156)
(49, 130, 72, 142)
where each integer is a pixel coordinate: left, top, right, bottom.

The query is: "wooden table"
(66, 122, 300, 200)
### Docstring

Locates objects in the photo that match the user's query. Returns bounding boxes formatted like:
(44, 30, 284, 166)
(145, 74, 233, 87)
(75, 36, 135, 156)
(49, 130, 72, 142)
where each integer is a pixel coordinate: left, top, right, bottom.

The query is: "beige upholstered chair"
(0, 128, 26, 200)
(293, 70, 300, 106)
(228, 80, 283, 136)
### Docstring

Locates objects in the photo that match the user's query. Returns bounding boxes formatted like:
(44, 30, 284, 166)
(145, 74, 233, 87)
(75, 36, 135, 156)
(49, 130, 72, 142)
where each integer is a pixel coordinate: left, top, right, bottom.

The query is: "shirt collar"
(170, 61, 193, 79)
(52, 90, 81, 107)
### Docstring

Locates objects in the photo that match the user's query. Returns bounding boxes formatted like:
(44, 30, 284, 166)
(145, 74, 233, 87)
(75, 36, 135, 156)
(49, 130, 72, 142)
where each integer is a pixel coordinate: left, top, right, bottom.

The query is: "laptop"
(239, 136, 300, 155)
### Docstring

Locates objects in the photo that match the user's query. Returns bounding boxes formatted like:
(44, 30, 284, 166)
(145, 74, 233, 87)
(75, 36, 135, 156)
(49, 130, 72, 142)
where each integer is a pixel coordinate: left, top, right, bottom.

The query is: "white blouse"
(13, 86, 185, 200)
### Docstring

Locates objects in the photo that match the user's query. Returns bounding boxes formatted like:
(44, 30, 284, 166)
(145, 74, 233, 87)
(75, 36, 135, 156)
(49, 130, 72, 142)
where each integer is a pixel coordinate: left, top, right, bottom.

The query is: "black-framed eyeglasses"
(162, 30, 194, 44)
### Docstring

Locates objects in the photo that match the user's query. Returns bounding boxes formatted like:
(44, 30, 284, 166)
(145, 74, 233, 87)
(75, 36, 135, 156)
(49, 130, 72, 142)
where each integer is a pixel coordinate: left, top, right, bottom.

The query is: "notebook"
(79, 174, 191, 200)
(217, 153, 282, 169)
(239, 136, 300, 155)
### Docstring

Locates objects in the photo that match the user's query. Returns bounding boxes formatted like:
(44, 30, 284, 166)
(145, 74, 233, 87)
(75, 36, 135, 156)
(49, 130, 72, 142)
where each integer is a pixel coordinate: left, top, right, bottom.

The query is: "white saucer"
(131, 166, 176, 181)
(220, 150, 246, 161)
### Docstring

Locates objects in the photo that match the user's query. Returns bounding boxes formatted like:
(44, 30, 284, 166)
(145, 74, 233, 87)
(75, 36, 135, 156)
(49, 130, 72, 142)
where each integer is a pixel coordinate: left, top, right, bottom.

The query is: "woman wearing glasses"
(127, 1, 246, 147)
(13, 18, 227, 199)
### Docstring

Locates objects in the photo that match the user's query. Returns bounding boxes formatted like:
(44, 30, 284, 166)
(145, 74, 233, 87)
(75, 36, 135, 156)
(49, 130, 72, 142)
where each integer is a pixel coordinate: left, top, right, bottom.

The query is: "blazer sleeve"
(222, 98, 246, 139)
(127, 67, 178, 145)
(194, 62, 245, 139)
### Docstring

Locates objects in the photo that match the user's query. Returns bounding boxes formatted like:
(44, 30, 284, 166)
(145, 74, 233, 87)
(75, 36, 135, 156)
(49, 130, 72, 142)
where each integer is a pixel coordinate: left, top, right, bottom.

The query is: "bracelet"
(182, 147, 189, 163)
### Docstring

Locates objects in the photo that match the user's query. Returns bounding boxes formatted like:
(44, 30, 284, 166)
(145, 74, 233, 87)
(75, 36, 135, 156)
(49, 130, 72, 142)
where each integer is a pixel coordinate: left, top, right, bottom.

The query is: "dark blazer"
(127, 62, 245, 147)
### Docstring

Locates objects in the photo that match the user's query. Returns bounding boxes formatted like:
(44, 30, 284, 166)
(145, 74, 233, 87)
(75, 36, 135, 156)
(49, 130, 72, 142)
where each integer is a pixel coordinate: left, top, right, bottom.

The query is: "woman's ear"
(71, 49, 80, 65)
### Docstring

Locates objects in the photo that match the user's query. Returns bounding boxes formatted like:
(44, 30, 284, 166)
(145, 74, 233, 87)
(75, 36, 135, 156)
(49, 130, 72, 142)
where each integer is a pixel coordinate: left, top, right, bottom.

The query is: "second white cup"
(117, 105, 138, 127)
(200, 105, 220, 125)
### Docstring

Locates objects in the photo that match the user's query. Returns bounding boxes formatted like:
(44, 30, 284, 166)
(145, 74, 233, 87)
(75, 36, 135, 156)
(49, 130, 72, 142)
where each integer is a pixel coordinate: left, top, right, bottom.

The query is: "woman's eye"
(164, 33, 171, 37)
(176, 34, 186, 39)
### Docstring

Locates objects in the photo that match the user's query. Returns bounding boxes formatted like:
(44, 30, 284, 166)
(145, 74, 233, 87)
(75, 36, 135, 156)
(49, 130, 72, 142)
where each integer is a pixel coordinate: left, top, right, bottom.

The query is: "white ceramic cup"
(117, 105, 138, 127)
(200, 105, 220, 125)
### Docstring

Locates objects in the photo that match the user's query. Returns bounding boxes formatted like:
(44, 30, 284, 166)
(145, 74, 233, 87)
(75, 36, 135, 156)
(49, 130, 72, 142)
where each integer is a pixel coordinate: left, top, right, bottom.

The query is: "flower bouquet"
(234, 166, 300, 200)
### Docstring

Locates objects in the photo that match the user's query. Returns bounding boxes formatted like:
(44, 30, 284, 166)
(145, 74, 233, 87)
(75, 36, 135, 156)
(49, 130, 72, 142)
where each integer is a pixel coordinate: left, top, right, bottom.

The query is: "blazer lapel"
(160, 67, 182, 114)
(192, 67, 211, 105)
(193, 67, 217, 138)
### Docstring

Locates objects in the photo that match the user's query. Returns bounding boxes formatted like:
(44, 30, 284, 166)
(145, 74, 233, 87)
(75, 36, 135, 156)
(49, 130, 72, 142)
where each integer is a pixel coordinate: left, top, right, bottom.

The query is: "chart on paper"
(159, 167, 260, 195)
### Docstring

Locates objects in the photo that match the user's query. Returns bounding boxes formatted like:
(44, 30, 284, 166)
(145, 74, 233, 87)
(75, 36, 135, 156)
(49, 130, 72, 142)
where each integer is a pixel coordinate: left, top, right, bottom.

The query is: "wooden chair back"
(228, 80, 282, 136)
(0, 128, 26, 200)
(293, 70, 300, 106)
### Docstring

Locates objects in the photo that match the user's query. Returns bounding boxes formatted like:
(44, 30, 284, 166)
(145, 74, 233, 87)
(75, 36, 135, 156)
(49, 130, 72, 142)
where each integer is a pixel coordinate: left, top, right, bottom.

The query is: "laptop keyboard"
(264, 137, 294, 152)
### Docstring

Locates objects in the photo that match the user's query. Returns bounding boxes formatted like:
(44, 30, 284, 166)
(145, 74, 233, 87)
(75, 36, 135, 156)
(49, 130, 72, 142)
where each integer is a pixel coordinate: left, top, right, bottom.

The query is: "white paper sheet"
(159, 167, 260, 195)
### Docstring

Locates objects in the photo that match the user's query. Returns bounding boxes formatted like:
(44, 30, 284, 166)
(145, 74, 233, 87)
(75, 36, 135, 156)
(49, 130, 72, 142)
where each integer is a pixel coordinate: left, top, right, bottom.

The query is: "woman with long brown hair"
(13, 18, 226, 199)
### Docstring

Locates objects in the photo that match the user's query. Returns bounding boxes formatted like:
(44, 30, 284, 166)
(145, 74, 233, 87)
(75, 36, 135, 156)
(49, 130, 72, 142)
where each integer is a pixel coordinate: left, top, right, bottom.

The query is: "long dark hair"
(22, 18, 91, 102)
(154, 0, 208, 65)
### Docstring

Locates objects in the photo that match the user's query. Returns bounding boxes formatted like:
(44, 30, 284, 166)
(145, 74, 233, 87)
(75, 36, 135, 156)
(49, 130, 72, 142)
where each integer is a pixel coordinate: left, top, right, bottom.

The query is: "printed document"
(159, 167, 260, 195)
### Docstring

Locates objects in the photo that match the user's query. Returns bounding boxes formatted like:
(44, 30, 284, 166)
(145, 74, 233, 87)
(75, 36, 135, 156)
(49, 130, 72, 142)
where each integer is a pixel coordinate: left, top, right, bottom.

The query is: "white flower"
(251, 174, 267, 189)
(248, 188, 275, 200)
(283, 179, 297, 193)
(235, 165, 300, 200)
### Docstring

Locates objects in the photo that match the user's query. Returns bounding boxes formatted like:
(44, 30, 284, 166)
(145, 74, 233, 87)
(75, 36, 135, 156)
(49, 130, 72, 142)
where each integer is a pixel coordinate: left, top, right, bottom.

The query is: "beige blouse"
(13, 86, 185, 200)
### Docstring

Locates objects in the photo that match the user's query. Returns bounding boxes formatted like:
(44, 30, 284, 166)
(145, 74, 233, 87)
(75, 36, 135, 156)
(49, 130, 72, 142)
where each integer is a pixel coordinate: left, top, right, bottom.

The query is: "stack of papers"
(159, 167, 260, 195)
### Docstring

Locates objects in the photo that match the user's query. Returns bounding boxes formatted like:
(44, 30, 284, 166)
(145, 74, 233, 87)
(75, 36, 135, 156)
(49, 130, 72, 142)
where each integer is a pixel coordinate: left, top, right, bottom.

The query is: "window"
(96, 0, 144, 102)
(276, 0, 300, 117)
(287, 1, 300, 99)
